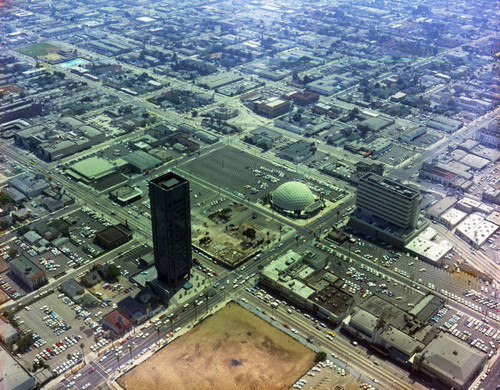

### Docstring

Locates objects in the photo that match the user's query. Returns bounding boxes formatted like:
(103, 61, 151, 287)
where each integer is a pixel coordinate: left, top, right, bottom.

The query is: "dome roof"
(272, 181, 315, 212)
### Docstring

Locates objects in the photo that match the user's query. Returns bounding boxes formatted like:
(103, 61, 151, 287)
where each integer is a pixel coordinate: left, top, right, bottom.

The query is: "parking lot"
(371, 144, 413, 167)
(431, 304, 498, 360)
(181, 145, 348, 206)
(14, 292, 92, 374)
(291, 358, 374, 390)
(0, 207, 118, 300)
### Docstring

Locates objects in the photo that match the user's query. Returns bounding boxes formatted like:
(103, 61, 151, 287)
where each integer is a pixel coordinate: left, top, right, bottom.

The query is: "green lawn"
(15, 43, 60, 58)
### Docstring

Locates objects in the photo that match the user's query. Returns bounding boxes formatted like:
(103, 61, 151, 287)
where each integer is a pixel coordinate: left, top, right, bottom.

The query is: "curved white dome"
(272, 181, 315, 212)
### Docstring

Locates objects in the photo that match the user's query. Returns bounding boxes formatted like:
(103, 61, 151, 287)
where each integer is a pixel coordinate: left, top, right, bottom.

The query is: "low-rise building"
(284, 90, 320, 106)
(102, 310, 133, 336)
(401, 126, 426, 143)
(414, 333, 486, 390)
(60, 279, 85, 300)
(94, 224, 133, 251)
(7, 173, 50, 199)
(455, 213, 498, 249)
(256, 98, 291, 118)
(194, 130, 219, 144)
(476, 121, 500, 148)
(278, 140, 315, 163)
(0, 346, 36, 390)
(405, 228, 453, 266)
(9, 255, 46, 290)
(260, 246, 353, 325)
(81, 271, 101, 288)
(109, 185, 143, 205)
(0, 314, 21, 344)
(68, 157, 118, 184)
(122, 150, 163, 173)
(426, 115, 463, 133)
(439, 207, 467, 228)
(245, 127, 281, 149)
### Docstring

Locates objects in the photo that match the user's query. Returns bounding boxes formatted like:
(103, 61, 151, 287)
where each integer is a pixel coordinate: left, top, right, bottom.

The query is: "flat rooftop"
(360, 172, 420, 200)
(151, 172, 187, 190)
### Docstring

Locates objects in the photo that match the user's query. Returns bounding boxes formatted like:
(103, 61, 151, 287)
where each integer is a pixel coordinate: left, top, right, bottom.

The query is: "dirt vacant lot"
(118, 302, 315, 390)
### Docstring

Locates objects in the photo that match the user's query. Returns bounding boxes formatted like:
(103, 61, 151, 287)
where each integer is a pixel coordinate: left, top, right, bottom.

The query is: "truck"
(271, 301, 279, 309)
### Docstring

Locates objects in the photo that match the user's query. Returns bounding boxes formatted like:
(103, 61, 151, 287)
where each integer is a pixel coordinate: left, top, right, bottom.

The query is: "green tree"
(105, 265, 121, 280)
(16, 225, 30, 235)
(220, 208, 231, 215)
(261, 193, 272, 205)
(0, 193, 13, 205)
(292, 112, 302, 122)
(242, 227, 256, 240)
(314, 351, 327, 363)
(7, 249, 17, 258)
(348, 107, 360, 120)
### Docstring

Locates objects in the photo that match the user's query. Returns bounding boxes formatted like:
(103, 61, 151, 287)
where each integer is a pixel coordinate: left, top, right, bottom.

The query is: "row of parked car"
(0, 275, 20, 299)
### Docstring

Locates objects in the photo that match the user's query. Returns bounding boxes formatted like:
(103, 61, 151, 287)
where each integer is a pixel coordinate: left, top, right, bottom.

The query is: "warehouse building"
(94, 224, 133, 251)
(121, 150, 163, 173)
(260, 246, 353, 326)
(0, 346, 36, 390)
(414, 333, 486, 390)
(68, 157, 118, 184)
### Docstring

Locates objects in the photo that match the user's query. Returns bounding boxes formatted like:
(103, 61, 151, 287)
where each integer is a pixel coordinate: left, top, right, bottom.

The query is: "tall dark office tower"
(149, 172, 192, 286)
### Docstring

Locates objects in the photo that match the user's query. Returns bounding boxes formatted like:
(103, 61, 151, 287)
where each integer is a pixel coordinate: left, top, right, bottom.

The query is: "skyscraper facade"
(149, 172, 192, 286)
(356, 172, 421, 229)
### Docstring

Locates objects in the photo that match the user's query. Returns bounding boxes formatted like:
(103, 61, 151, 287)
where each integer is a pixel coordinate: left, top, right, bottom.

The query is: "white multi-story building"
(356, 173, 422, 229)
(476, 120, 500, 148)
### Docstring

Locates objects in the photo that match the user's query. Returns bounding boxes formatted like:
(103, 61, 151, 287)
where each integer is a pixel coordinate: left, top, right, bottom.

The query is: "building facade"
(149, 172, 192, 286)
(356, 173, 422, 230)
(0, 315, 21, 344)
(476, 121, 500, 148)
(9, 255, 47, 290)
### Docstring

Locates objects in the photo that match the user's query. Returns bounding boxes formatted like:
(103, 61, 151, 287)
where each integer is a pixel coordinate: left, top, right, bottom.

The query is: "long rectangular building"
(356, 173, 422, 229)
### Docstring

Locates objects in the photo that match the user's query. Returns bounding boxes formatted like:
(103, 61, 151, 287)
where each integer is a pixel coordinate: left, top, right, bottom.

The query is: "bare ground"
(118, 302, 315, 390)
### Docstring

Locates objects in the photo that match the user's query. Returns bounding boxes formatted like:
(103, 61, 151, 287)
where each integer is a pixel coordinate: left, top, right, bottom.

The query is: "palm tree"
(80, 343, 85, 364)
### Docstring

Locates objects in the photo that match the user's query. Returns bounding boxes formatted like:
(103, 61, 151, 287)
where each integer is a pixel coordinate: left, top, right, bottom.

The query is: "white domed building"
(271, 181, 323, 218)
